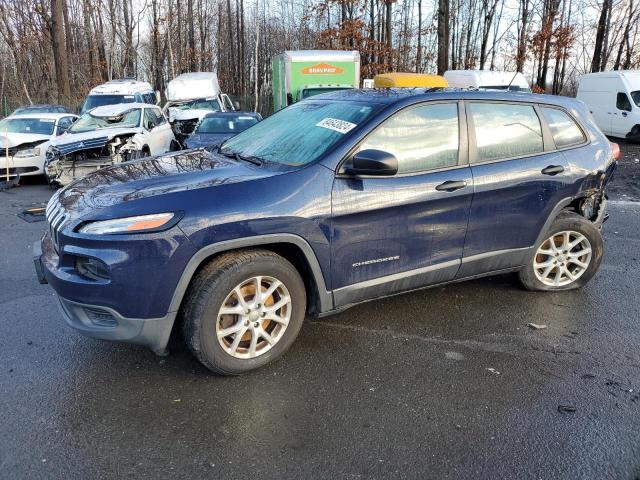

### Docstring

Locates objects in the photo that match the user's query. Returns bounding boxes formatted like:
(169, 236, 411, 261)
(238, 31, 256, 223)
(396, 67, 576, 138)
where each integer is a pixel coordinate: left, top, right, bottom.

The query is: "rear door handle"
(541, 165, 565, 175)
(435, 180, 467, 192)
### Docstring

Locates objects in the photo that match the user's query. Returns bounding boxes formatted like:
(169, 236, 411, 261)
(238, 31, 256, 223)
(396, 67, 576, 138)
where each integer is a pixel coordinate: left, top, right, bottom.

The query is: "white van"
(576, 71, 640, 139)
(81, 79, 158, 114)
(163, 72, 237, 144)
(443, 70, 531, 92)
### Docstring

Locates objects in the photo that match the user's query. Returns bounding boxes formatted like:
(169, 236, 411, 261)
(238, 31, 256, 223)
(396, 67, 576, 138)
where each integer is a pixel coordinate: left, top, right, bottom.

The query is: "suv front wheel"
(519, 212, 604, 291)
(182, 249, 306, 375)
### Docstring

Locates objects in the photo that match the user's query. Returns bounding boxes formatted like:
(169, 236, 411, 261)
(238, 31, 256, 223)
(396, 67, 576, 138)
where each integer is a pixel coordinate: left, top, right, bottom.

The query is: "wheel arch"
(169, 234, 333, 319)
(535, 196, 587, 246)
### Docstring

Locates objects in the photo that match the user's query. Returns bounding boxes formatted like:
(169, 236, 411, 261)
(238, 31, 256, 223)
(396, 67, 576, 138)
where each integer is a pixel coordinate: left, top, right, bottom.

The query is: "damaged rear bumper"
(593, 197, 609, 228)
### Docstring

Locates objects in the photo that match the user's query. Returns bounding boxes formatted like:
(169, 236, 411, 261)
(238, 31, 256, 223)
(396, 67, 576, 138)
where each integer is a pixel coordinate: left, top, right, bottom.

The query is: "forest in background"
(0, 0, 638, 115)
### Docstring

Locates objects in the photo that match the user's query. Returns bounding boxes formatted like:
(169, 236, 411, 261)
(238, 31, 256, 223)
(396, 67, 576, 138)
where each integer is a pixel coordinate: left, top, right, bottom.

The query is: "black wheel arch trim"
(535, 197, 578, 246)
(167, 233, 333, 316)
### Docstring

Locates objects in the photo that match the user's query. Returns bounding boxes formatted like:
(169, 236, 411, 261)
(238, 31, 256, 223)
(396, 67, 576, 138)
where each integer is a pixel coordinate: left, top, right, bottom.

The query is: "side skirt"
(317, 266, 523, 318)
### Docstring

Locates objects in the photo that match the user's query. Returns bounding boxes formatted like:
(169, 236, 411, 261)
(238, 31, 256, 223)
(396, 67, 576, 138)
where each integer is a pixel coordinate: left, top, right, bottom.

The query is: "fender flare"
(534, 196, 577, 246)
(167, 233, 333, 316)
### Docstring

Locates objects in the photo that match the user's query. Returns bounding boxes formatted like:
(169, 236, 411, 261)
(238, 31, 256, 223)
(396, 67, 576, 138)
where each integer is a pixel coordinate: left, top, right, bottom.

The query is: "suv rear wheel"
(182, 249, 306, 375)
(519, 212, 603, 291)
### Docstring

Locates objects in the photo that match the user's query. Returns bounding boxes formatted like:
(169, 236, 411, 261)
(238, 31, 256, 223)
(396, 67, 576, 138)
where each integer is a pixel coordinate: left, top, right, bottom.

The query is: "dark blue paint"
(39, 89, 616, 321)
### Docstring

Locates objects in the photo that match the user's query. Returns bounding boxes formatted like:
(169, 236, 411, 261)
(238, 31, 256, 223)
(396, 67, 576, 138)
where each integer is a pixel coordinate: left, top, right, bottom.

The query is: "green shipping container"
(272, 50, 361, 111)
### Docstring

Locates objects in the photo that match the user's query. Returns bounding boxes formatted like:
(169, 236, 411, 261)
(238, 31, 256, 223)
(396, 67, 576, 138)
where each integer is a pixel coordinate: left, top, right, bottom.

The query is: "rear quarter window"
(540, 107, 586, 148)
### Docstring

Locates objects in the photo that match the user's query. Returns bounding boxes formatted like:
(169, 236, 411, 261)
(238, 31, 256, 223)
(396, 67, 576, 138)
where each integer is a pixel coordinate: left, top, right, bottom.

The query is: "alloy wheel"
(533, 230, 592, 287)
(216, 276, 291, 359)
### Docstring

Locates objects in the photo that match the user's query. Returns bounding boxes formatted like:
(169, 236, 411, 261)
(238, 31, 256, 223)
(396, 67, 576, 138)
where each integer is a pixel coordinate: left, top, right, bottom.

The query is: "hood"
(170, 109, 215, 122)
(54, 149, 282, 216)
(185, 133, 233, 148)
(0, 132, 51, 148)
(52, 127, 141, 147)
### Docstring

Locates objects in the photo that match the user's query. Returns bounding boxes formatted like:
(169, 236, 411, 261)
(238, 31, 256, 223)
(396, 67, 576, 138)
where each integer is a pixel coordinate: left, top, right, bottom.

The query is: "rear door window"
(359, 103, 459, 174)
(150, 108, 166, 125)
(540, 107, 586, 148)
(469, 103, 543, 162)
(143, 109, 158, 130)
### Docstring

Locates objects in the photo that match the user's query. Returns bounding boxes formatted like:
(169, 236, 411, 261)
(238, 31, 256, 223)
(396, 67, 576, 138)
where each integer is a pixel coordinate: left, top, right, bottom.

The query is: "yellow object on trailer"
(373, 73, 448, 88)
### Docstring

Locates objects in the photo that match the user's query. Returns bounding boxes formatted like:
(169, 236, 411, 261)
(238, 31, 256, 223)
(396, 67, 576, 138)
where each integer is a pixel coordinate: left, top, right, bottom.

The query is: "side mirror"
(233, 101, 240, 111)
(346, 149, 398, 176)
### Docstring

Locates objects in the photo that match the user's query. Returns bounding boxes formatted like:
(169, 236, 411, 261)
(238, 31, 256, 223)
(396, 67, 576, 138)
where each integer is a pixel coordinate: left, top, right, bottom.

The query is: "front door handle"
(435, 180, 467, 192)
(541, 165, 565, 175)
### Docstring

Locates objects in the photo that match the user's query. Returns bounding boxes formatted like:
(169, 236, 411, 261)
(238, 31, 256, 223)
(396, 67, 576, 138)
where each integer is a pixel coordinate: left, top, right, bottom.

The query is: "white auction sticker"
(315, 118, 357, 134)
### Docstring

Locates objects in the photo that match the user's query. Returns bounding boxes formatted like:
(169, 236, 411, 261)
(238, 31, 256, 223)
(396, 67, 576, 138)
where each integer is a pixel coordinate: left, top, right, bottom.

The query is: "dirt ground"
(608, 140, 640, 202)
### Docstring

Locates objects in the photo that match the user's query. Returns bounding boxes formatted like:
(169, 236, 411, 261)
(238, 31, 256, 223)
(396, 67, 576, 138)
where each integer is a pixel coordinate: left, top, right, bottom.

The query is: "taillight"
(611, 142, 621, 161)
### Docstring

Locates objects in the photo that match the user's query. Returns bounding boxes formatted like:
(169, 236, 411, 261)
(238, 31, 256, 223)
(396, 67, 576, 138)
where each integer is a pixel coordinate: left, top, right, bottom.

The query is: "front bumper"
(34, 239, 175, 354)
(56, 296, 175, 355)
(33, 224, 194, 354)
(0, 154, 44, 176)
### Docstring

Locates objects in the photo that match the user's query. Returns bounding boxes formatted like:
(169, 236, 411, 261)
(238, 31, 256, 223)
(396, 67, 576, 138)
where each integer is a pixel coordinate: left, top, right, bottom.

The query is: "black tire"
(181, 249, 306, 375)
(519, 211, 603, 291)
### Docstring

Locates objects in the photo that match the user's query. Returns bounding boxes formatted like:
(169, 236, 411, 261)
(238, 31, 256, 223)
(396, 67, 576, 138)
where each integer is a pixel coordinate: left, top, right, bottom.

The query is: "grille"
(53, 136, 109, 156)
(45, 194, 66, 251)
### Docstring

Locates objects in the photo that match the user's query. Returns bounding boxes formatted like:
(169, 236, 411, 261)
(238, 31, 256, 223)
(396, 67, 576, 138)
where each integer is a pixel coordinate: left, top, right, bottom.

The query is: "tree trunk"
(516, 0, 529, 72)
(437, 0, 450, 74)
(50, 0, 71, 103)
(416, 0, 422, 72)
(591, 0, 609, 72)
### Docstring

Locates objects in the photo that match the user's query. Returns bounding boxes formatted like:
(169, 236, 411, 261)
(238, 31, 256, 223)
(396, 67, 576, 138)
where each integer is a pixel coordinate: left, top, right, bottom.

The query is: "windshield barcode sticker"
(316, 118, 357, 134)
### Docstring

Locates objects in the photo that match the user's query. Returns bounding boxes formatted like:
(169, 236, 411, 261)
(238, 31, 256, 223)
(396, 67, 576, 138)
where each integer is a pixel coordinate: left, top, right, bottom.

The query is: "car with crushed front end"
(34, 89, 618, 375)
(46, 103, 176, 187)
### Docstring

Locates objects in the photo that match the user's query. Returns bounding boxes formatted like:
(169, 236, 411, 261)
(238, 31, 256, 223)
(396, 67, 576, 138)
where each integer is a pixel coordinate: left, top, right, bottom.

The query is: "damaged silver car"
(46, 103, 175, 187)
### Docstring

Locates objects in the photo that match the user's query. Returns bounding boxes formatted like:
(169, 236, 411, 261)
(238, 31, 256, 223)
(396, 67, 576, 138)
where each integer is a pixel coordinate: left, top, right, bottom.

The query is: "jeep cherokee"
(34, 89, 618, 374)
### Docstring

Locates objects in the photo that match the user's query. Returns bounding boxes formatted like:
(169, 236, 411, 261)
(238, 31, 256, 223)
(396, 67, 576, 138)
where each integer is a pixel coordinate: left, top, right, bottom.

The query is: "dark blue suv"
(34, 89, 618, 374)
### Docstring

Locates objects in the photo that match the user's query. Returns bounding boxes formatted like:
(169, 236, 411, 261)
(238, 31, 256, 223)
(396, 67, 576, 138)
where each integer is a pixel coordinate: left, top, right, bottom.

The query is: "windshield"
(174, 99, 221, 111)
(69, 109, 141, 133)
(13, 106, 65, 115)
(221, 101, 379, 166)
(0, 117, 55, 135)
(631, 91, 640, 108)
(196, 115, 259, 134)
(82, 94, 136, 113)
(301, 87, 353, 99)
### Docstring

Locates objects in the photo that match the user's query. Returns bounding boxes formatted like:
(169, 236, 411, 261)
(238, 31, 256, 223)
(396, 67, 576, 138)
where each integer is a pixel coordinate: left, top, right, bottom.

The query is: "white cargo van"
(81, 79, 158, 114)
(443, 70, 531, 92)
(576, 71, 640, 139)
(163, 72, 237, 144)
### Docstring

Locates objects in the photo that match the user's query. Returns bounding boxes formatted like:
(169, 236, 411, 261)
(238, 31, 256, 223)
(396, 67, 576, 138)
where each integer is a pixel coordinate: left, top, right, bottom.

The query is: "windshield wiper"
(217, 148, 263, 166)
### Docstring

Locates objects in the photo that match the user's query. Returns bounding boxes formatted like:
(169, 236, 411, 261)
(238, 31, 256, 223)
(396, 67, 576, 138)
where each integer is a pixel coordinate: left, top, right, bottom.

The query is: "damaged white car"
(0, 112, 77, 178)
(164, 72, 237, 145)
(46, 103, 175, 187)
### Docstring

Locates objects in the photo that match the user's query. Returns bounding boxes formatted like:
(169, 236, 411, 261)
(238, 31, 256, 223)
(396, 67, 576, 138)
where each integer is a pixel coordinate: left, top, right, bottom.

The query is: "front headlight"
(14, 147, 40, 158)
(78, 213, 175, 235)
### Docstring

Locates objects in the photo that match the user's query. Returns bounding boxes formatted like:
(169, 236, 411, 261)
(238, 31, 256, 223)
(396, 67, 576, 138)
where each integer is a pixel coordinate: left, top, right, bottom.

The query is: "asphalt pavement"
(1, 181, 639, 479)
